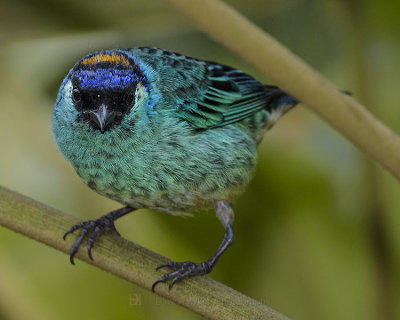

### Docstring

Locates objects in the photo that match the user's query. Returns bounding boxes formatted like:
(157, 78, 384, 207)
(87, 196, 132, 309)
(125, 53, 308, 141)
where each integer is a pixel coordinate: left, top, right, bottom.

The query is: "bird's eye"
(123, 91, 135, 105)
(72, 87, 81, 103)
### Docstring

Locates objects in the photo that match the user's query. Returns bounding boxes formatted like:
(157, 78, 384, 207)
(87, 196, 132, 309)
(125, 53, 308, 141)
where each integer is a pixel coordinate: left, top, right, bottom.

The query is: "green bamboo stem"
(0, 185, 290, 320)
(164, 0, 400, 181)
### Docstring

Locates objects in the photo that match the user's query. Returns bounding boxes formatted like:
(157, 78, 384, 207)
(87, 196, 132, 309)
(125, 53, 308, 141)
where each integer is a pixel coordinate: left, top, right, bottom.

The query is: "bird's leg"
(152, 200, 235, 291)
(63, 206, 134, 264)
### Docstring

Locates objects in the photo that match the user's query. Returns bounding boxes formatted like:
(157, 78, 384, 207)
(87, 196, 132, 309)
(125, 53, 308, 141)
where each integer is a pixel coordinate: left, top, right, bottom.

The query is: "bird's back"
(125, 47, 298, 143)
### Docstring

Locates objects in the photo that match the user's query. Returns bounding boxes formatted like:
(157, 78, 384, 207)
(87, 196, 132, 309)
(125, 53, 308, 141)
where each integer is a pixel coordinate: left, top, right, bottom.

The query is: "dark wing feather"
(127, 47, 293, 129)
(177, 63, 285, 129)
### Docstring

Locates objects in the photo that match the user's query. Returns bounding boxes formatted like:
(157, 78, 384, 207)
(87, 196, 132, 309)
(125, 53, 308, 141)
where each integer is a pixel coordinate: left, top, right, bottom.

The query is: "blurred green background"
(1, 0, 400, 319)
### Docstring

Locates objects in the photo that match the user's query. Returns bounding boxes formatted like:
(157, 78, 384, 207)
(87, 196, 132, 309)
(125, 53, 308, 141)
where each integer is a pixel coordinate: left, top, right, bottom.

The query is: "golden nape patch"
(82, 52, 130, 67)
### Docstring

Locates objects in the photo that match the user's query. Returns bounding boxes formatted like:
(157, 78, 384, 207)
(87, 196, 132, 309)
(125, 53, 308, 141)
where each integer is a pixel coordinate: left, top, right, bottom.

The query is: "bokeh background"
(1, 0, 399, 319)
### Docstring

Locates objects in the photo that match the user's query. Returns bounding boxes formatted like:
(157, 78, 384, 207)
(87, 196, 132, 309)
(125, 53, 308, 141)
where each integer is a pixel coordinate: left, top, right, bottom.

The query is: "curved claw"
(63, 218, 119, 264)
(152, 263, 175, 291)
(151, 279, 163, 292)
(155, 262, 176, 271)
(69, 226, 91, 264)
(63, 207, 133, 265)
(63, 224, 81, 240)
(152, 265, 189, 291)
(63, 231, 71, 241)
(87, 226, 103, 260)
(151, 269, 182, 291)
(152, 266, 182, 292)
(152, 261, 214, 291)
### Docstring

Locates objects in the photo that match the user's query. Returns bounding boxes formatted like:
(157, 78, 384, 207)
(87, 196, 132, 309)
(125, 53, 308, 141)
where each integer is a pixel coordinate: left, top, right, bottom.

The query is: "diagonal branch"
(0, 185, 290, 320)
(164, 0, 400, 181)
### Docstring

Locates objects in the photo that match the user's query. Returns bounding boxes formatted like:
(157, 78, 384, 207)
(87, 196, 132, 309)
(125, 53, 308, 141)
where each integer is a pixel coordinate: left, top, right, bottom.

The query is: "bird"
(52, 47, 298, 291)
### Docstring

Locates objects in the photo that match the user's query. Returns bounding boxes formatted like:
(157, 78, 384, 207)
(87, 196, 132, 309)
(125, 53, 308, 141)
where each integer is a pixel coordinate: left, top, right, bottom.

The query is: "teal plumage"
(52, 47, 297, 289)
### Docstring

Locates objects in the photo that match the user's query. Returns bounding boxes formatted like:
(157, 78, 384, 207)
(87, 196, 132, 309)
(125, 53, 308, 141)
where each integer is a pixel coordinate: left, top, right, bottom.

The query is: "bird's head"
(57, 50, 150, 134)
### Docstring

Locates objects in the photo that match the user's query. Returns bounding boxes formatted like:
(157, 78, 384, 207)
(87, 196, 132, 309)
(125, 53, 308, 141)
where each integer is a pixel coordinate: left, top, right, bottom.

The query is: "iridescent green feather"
(127, 47, 297, 133)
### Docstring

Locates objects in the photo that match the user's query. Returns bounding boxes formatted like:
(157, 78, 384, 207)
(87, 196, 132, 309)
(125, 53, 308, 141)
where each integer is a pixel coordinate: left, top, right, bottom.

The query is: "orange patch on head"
(82, 52, 131, 67)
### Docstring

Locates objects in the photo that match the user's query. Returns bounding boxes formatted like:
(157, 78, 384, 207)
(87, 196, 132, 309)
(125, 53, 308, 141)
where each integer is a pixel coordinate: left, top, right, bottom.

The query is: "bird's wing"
(174, 62, 289, 129)
(128, 47, 291, 129)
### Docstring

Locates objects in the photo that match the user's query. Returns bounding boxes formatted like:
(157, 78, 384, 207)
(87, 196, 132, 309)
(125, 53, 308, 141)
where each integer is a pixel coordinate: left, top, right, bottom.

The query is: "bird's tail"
(263, 85, 298, 130)
(264, 85, 298, 113)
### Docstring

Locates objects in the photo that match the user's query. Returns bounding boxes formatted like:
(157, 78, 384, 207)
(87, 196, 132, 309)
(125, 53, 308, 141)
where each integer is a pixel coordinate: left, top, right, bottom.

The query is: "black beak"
(89, 104, 115, 133)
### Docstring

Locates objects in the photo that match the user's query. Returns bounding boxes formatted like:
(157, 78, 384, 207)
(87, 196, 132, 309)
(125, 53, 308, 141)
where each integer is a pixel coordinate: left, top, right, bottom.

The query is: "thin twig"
(0, 185, 290, 320)
(164, 0, 400, 181)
